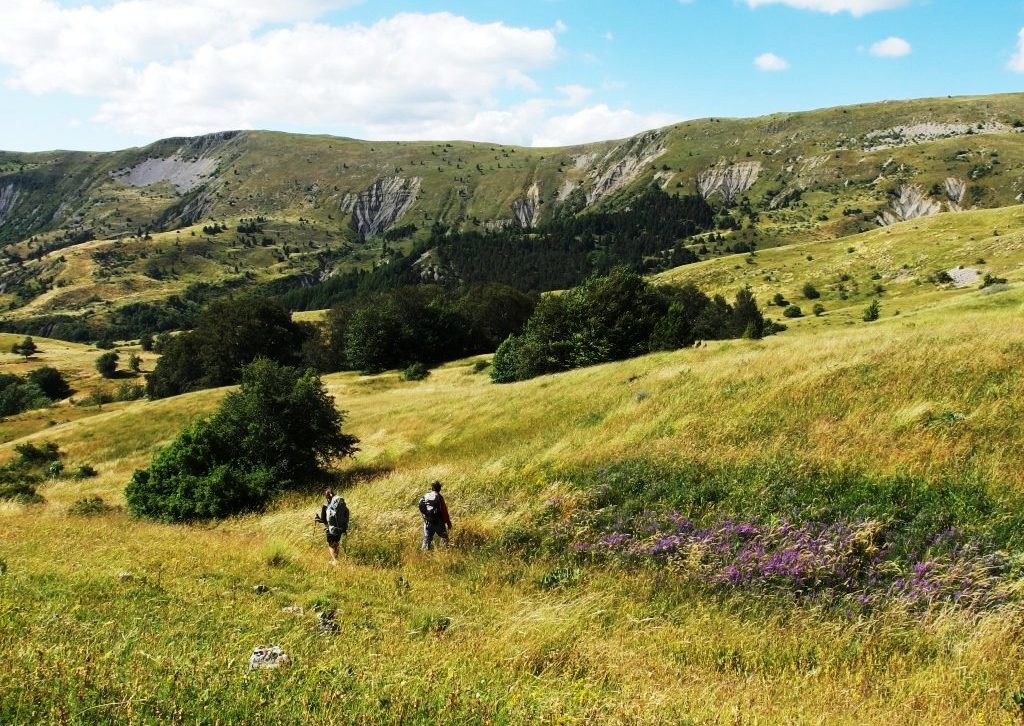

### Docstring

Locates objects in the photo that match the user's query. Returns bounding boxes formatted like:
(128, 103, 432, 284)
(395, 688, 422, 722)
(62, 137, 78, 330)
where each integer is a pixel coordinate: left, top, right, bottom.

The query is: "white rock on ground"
(945, 267, 980, 288)
(249, 646, 291, 670)
(862, 122, 1006, 151)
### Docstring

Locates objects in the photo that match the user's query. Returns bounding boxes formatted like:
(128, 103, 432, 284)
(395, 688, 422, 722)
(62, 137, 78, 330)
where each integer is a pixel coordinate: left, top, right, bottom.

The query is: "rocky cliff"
(348, 176, 421, 239)
(877, 184, 941, 226)
(512, 182, 541, 229)
(0, 183, 19, 227)
(586, 131, 666, 205)
(697, 161, 762, 205)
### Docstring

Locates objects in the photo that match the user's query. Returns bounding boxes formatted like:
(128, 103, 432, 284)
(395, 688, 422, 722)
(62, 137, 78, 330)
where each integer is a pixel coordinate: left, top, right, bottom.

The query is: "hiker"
(418, 480, 452, 550)
(314, 489, 349, 565)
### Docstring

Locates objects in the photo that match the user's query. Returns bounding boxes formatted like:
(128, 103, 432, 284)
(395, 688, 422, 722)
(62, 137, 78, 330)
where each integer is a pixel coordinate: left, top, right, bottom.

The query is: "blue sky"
(1, 0, 1023, 152)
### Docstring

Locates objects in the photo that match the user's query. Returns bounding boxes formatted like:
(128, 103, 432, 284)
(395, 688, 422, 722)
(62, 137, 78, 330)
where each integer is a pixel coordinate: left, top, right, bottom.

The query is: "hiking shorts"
(326, 532, 342, 546)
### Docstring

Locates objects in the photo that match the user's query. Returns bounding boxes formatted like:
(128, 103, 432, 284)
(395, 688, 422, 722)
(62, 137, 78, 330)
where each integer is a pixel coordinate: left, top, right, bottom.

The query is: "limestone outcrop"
(944, 177, 966, 212)
(862, 122, 1006, 152)
(0, 183, 19, 227)
(349, 176, 421, 239)
(697, 161, 762, 205)
(512, 182, 541, 229)
(113, 155, 218, 194)
(586, 132, 667, 205)
(877, 184, 941, 226)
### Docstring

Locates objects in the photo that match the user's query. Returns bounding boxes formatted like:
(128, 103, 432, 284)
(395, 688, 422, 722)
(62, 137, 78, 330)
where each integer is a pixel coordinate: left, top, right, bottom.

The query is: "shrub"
(73, 464, 98, 479)
(126, 360, 359, 521)
(96, 351, 119, 378)
(0, 442, 62, 504)
(0, 482, 43, 504)
(10, 336, 38, 360)
(771, 293, 788, 307)
(981, 273, 1008, 288)
(782, 305, 804, 318)
(114, 382, 145, 402)
(0, 379, 50, 417)
(69, 496, 112, 516)
(813, 303, 826, 317)
(27, 367, 71, 400)
(402, 362, 430, 381)
(471, 360, 490, 374)
(77, 389, 115, 407)
(14, 441, 59, 465)
(863, 300, 881, 322)
(802, 283, 821, 299)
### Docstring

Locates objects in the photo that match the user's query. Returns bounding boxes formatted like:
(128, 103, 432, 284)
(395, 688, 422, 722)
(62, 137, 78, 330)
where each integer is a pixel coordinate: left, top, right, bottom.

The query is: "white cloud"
(754, 52, 790, 71)
(746, 0, 910, 16)
(0, 1, 674, 147)
(869, 36, 911, 57)
(0, 0, 353, 95)
(532, 105, 679, 147)
(1009, 29, 1024, 73)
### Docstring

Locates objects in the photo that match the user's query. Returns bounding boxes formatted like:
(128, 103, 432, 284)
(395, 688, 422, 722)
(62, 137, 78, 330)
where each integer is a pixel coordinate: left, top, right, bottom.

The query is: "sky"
(1, 0, 1023, 152)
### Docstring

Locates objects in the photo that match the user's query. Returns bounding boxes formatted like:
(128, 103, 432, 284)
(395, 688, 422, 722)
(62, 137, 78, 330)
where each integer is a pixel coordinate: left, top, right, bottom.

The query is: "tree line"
(492, 268, 773, 383)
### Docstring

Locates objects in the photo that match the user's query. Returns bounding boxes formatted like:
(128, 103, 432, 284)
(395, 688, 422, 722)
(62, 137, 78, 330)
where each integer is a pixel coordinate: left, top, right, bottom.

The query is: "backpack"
(325, 496, 349, 536)
(418, 492, 443, 525)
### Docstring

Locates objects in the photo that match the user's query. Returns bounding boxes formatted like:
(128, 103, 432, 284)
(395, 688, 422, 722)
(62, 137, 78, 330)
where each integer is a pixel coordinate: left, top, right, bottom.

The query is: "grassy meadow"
(3, 201, 1024, 723)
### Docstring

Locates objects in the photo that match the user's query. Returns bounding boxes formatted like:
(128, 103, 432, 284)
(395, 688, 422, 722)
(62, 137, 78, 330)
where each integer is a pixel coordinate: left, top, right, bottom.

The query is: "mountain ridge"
(1, 91, 1023, 332)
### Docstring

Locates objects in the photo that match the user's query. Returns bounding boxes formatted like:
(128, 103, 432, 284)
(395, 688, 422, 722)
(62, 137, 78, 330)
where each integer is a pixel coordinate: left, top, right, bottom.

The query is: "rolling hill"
(2, 93, 1024, 334)
(1, 200, 1023, 720)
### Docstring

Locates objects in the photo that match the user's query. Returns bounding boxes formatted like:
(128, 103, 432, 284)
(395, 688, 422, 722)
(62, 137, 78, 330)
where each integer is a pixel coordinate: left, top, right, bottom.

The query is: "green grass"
(4, 176, 1024, 721)
(2, 224, 1024, 720)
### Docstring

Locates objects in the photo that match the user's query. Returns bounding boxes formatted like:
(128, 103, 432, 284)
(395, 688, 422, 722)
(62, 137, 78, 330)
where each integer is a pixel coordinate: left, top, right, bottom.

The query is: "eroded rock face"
(512, 182, 541, 229)
(586, 132, 667, 205)
(945, 177, 966, 212)
(0, 183, 19, 227)
(697, 161, 762, 205)
(349, 176, 421, 239)
(113, 155, 218, 194)
(862, 122, 1005, 151)
(877, 184, 941, 226)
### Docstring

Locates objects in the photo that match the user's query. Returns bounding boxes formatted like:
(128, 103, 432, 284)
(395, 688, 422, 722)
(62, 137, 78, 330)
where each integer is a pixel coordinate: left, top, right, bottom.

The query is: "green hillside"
(2, 200, 1024, 721)
(2, 93, 1024, 333)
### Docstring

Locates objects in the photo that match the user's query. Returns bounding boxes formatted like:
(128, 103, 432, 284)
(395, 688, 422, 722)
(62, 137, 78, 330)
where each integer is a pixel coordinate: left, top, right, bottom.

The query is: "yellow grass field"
(2, 210, 1024, 723)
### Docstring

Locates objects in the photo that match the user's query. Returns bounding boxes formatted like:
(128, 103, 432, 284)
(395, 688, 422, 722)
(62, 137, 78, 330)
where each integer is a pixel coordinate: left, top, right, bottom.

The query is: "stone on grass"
(249, 646, 291, 671)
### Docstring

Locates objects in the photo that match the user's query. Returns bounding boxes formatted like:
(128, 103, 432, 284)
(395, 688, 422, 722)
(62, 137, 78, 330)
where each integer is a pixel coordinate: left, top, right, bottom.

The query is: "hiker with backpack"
(418, 480, 452, 550)
(314, 489, 349, 565)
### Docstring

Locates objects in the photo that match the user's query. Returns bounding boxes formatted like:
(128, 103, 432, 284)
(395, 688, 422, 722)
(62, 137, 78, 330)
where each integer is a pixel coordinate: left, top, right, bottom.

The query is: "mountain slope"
(2, 93, 1024, 329)
(1, 259, 1023, 722)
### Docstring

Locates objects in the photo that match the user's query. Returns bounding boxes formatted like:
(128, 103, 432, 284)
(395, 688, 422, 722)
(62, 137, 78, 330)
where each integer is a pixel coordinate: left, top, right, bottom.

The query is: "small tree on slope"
(126, 359, 359, 521)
